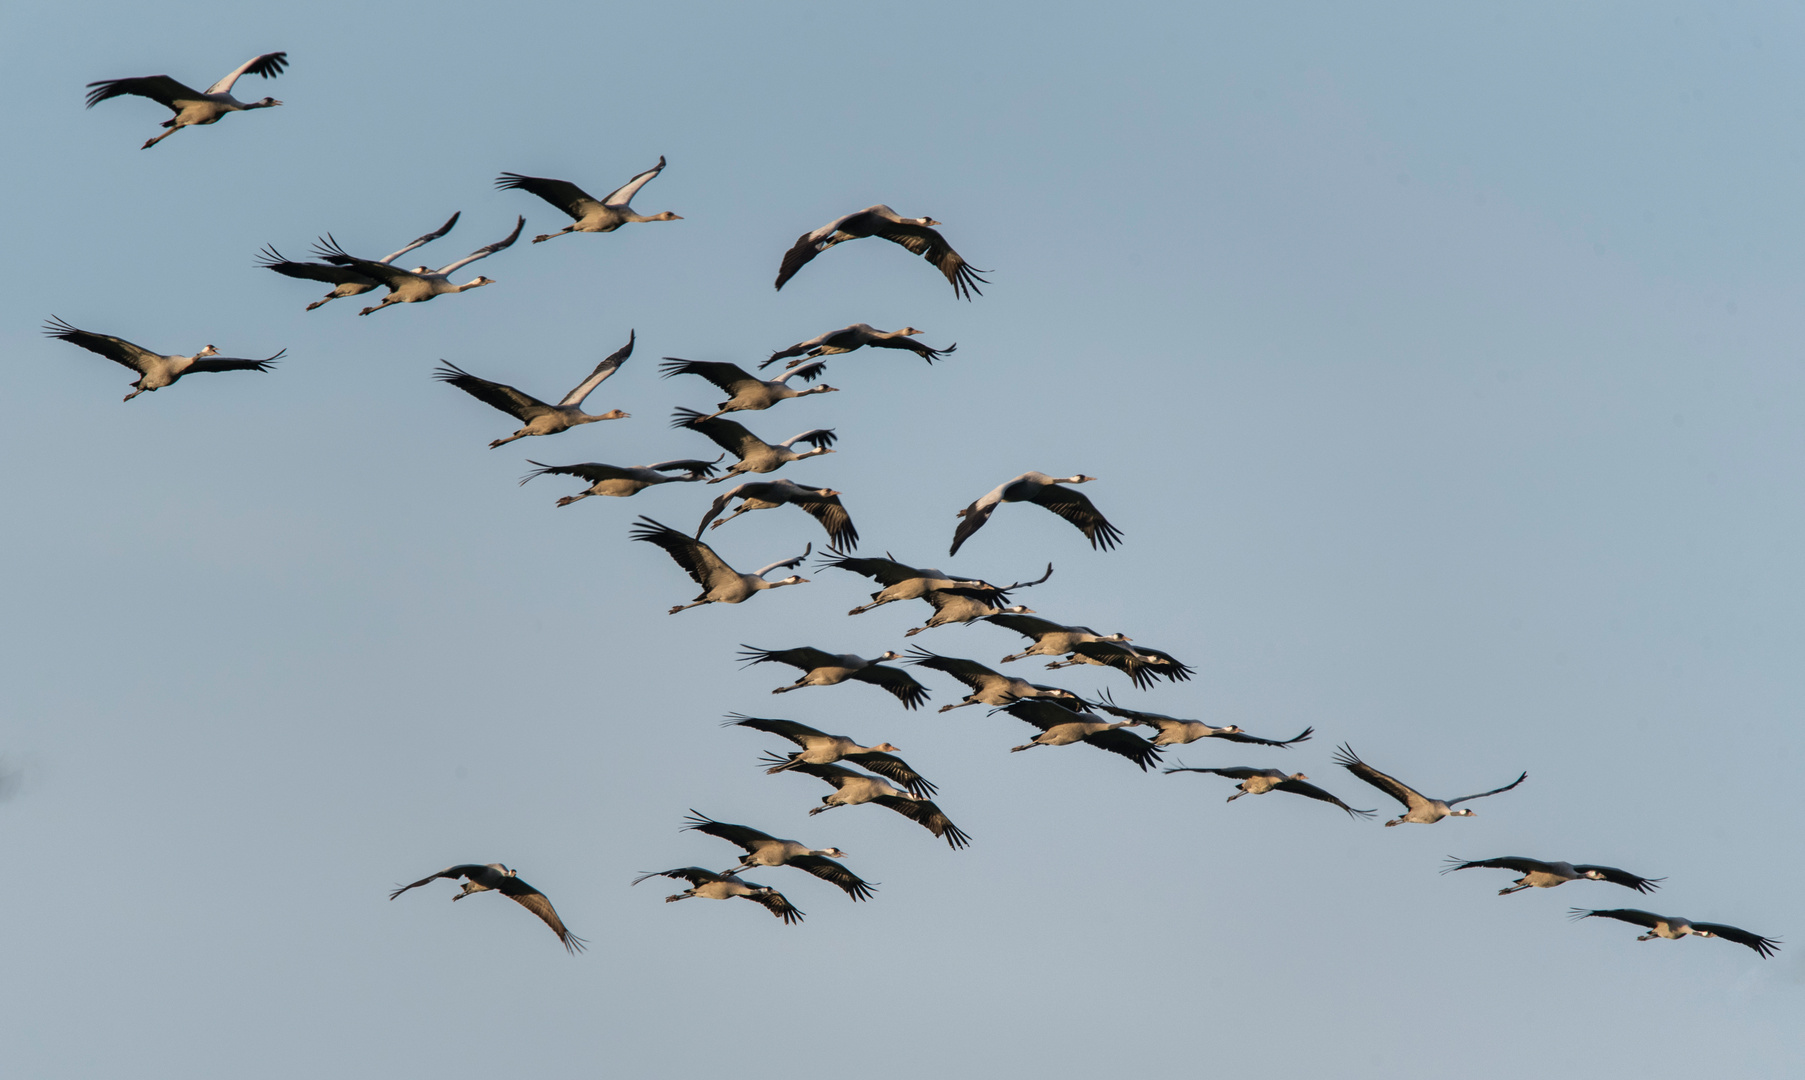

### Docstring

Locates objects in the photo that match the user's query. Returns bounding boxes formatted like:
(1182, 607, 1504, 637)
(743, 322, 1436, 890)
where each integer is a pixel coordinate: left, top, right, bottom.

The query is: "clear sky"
(3, 3, 1801, 1077)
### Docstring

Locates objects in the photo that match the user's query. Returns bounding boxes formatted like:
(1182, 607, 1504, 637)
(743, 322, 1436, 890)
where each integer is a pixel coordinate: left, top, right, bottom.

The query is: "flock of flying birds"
(51, 50, 1780, 962)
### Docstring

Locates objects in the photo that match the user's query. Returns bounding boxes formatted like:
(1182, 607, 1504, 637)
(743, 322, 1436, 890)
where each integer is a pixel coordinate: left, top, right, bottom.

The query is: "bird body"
(1000, 699, 1163, 770)
(259, 212, 460, 310)
(86, 51, 288, 148)
(1165, 764, 1375, 819)
(315, 216, 523, 314)
(631, 518, 809, 613)
(521, 456, 718, 505)
(984, 612, 1130, 663)
(1570, 908, 1779, 957)
(389, 863, 585, 952)
(905, 647, 1082, 713)
(951, 472, 1121, 556)
(44, 317, 281, 401)
(697, 480, 857, 548)
(1444, 857, 1662, 895)
(495, 158, 680, 241)
(738, 645, 928, 709)
(724, 714, 935, 796)
(1334, 744, 1527, 826)
(660, 357, 837, 420)
(681, 812, 872, 900)
(762, 324, 955, 369)
(824, 554, 1050, 633)
(776, 761, 971, 849)
(633, 867, 803, 923)
(776, 205, 987, 299)
(435, 331, 633, 448)
(671, 409, 836, 481)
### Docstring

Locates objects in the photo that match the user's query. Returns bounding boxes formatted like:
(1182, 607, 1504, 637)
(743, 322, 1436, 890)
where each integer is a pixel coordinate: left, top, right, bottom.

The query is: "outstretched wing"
(660, 357, 761, 396)
(681, 811, 776, 854)
(1572, 865, 1664, 894)
(434, 361, 548, 420)
(1689, 921, 1781, 958)
(876, 221, 988, 300)
(749, 888, 805, 924)
(519, 460, 634, 486)
(982, 612, 1067, 641)
(85, 74, 202, 110)
(753, 543, 812, 578)
(775, 226, 835, 290)
(603, 156, 667, 206)
(671, 408, 767, 460)
(1275, 778, 1377, 818)
(204, 51, 289, 95)
(43, 316, 159, 374)
(788, 856, 875, 902)
(872, 795, 971, 849)
(560, 330, 634, 406)
(852, 665, 930, 710)
(1442, 855, 1547, 877)
(1445, 771, 1529, 808)
(1219, 725, 1314, 748)
(632, 866, 724, 888)
(186, 348, 283, 373)
(738, 645, 842, 673)
(1332, 743, 1426, 813)
(819, 553, 925, 587)
(379, 211, 461, 264)
(494, 173, 603, 222)
(630, 516, 735, 588)
(720, 713, 829, 745)
(905, 647, 1002, 692)
(388, 864, 483, 900)
(1030, 486, 1122, 550)
(436, 216, 524, 275)
(1081, 727, 1165, 771)
(257, 246, 373, 285)
(496, 877, 587, 953)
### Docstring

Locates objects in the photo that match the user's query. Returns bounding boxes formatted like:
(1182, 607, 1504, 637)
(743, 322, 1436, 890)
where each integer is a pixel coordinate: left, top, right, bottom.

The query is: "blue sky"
(2, 3, 1801, 1077)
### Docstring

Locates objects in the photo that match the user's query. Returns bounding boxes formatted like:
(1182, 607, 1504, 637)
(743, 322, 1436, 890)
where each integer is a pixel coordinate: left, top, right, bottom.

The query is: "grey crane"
(630, 518, 809, 614)
(1569, 909, 1779, 958)
(681, 812, 873, 901)
(660, 357, 838, 420)
(632, 867, 802, 923)
(697, 480, 858, 549)
(950, 473, 1121, 557)
(1043, 637, 1196, 689)
(904, 646, 1083, 713)
(388, 863, 585, 953)
(1444, 857, 1662, 896)
(314, 216, 522, 314)
(775, 205, 987, 299)
(772, 760, 971, 849)
(761, 323, 956, 370)
(671, 408, 836, 482)
(495, 157, 681, 241)
(258, 212, 459, 310)
(1335, 743, 1526, 826)
(737, 646, 928, 710)
(86, 51, 287, 149)
(723, 714, 936, 797)
(520, 456, 719, 506)
(434, 331, 632, 448)
(43, 316, 281, 402)
(822, 552, 1051, 633)
(1086, 689, 1311, 748)
(999, 699, 1164, 770)
(983, 612, 1129, 662)
(1164, 762, 1375, 819)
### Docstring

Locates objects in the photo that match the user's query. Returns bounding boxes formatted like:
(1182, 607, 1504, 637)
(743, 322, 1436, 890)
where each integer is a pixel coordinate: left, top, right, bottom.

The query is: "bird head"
(251, 97, 283, 108)
(917, 217, 942, 227)
(773, 575, 808, 586)
(1451, 809, 1476, 817)
(1580, 869, 1609, 881)
(600, 409, 630, 420)
(198, 345, 220, 357)
(874, 651, 903, 662)
(1219, 725, 1245, 735)
(1291, 773, 1309, 781)
(872, 743, 901, 753)
(997, 605, 1036, 615)
(819, 848, 850, 859)
(898, 327, 924, 336)
(652, 211, 683, 221)
(462, 276, 496, 289)
(1066, 475, 1098, 484)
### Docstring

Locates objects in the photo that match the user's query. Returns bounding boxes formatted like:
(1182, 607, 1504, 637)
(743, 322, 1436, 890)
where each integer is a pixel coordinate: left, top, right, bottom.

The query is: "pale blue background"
(2, 3, 1800, 1077)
